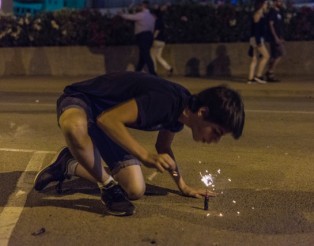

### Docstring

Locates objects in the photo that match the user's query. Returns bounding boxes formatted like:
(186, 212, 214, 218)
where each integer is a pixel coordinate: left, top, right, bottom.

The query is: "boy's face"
(190, 108, 227, 144)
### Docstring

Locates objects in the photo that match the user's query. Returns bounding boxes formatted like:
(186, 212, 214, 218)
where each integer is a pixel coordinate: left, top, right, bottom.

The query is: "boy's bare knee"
(60, 119, 88, 147)
(126, 185, 146, 200)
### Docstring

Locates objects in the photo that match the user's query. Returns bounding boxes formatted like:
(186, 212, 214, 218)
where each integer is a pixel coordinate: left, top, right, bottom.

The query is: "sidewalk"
(0, 75, 313, 98)
(173, 75, 314, 98)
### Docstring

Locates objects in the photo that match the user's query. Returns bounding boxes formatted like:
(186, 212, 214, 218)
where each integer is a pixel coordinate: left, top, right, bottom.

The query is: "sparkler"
(200, 170, 214, 210)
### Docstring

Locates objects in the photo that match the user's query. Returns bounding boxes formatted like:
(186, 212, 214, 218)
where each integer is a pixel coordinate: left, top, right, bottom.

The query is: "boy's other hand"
(180, 184, 218, 198)
(143, 153, 176, 173)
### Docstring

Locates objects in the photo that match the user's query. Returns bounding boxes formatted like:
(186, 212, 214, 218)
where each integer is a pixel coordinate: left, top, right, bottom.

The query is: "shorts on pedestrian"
(270, 42, 286, 59)
(56, 94, 141, 175)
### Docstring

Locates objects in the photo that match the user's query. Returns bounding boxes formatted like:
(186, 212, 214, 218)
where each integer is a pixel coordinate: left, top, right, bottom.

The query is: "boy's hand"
(143, 153, 176, 173)
(180, 184, 218, 198)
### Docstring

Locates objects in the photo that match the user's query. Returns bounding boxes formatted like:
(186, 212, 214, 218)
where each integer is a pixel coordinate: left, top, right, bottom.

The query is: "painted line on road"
(0, 148, 55, 154)
(247, 109, 314, 114)
(0, 152, 47, 245)
(1, 102, 313, 114)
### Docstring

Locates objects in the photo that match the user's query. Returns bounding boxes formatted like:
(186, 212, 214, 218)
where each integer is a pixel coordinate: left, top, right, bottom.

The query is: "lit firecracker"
(200, 171, 214, 211)
(204, 190, 209, 210)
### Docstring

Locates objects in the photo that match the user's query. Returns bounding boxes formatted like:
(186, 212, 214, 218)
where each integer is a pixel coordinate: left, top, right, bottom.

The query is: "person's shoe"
(247, 79, 255, 84)
(254, 76, 267, 84)
(265, 72, 280, 82)
(267, 77, 280, 82)
(101, 181, 135, 216)
(34, 147, 73, 192)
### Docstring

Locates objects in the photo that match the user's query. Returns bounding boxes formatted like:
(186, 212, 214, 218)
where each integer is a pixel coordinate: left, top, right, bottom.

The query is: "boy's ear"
(198, 107, 209, 118)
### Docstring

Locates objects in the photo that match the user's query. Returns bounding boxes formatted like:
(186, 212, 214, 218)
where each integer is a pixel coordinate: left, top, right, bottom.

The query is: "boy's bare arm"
(155, 130, 187, 190)
(96, 99, 175, 172)
(156, 130, 217, 198)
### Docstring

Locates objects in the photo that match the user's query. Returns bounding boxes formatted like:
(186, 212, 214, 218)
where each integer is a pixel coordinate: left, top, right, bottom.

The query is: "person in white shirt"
(120, 1, 157, 75)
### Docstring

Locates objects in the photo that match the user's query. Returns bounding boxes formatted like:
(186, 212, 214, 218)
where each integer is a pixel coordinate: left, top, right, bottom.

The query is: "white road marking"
(0, 152, 47, 245)
(0, 148, 55, 154)
(246, 109, 314, 114)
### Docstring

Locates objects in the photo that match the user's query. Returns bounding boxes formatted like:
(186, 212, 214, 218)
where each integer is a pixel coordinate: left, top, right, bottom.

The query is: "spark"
(237, 211, 240, 215)
(198, 160, 202, 164)
(217, 169, 221, 174)
(251, 207, 255, 210)
(228, 178, 232, 182)
(200, 172, 214, 187)
(206, 213, 210, 217)
(232, 200, 236, 204)
(219, 213, 223, 217)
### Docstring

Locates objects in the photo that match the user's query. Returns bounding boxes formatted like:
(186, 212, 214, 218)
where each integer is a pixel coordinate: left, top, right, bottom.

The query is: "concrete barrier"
(1, 41, 313, 77)
(0, 46, 106, 76)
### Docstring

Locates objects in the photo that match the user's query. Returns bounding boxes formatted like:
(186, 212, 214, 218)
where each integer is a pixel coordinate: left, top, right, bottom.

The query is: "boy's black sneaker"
(101, 181, 135, 216)
(34, 147, 73, 192)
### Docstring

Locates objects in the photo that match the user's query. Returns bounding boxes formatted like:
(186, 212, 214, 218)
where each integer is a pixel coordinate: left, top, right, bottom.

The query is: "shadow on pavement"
(2, 171, 313, 234)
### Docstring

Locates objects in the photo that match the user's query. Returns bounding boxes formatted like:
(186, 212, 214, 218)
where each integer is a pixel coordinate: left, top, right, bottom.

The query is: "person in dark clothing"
(120, 1, 157, 75)
(247, 0, 270, 84)
(150, 5, 173, 76)
(265, 0, 286, 82)
(34, 72, 245, 216)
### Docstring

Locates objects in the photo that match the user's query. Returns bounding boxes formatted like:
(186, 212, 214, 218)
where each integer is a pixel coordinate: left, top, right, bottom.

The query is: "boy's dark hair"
(188, 85, 245, 139)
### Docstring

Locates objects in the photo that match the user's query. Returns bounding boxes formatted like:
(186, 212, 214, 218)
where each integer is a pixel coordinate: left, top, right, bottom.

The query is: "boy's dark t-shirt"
(62, 72, 191, 132)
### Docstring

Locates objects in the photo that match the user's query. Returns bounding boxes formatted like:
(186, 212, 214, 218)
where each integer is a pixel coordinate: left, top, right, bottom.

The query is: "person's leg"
(72, 160, 110, 183)
(248, 50, 258, 82)
(266, 42, 284, 82)
(135, 34, 145, 72)
(141, 32, 157, 75)
(150, 41, 158, 71)
(256, 44, 270, 78)
(155, 40, 172, 71)
(113, 165, 145, 200)
(268, 57, 281, 74)
(267, 42, 276, 74)
(59, 108, 110, 184)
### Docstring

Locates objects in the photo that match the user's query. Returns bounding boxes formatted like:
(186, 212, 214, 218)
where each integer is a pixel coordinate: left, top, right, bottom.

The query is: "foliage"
(0, 4, 313, 47)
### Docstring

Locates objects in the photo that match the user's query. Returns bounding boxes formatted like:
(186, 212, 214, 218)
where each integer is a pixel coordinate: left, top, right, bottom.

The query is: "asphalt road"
(0, 75, 313, 246)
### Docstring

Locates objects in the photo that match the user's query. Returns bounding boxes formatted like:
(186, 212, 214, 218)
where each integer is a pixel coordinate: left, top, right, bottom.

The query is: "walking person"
(247, 0, 270, 84)
(150, 5, 173, 76)
(265, 0, 286, 82)
(120, 1, 157, 75)
(34, 72, 245, 216)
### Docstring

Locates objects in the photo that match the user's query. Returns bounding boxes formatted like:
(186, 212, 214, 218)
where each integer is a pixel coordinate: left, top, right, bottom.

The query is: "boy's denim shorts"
(56, 94, 141, 175)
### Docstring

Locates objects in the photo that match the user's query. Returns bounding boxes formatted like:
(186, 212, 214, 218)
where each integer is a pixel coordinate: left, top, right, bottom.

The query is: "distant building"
(12, 0, 86, 16)
(11, 0, 180, 16)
